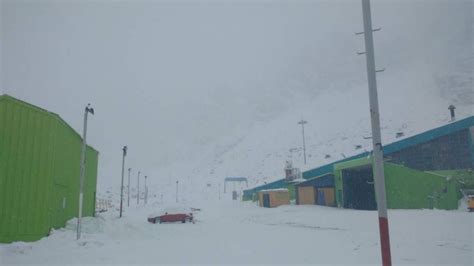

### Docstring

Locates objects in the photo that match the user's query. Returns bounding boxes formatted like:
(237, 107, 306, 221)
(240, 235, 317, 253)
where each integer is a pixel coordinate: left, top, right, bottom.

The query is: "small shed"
(258, 189, 290, 208)
(295, 174, 336, 207)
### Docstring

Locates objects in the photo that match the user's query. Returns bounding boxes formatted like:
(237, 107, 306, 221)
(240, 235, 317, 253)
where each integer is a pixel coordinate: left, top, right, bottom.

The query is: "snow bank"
(1, 201, 472, 265)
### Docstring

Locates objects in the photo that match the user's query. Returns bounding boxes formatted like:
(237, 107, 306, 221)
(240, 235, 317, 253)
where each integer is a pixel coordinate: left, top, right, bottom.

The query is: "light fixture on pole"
(77, 103, 94, 240)
(357, 0, 392, 264)
(137, 171, 141, 205)
(127, 167, 131, 207)
(119, 146, 127, 218)
(297, 119, 308, 165)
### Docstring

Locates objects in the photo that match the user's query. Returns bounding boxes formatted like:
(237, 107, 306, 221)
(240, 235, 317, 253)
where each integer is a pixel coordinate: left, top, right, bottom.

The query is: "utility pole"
(297, 119, 308, 165)
(176, 181, 179, 203)
(77, 104, 94, 240)
(137, 171, 141, 205)
(119, 146, 127, 218)
(144, 175, 148, 204)
(358, 0, 392, 265)
(218, 183, 221, 200)
(127, 168, 131, 207)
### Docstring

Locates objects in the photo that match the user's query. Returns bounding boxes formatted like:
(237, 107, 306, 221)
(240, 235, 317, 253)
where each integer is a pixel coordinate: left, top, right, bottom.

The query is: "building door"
(342, 167, 376, 210)
(298, 186, 315, 205)
(263, 193, 270, 208)
(52, 184, 68, 228)
(317, 189, 326, 205)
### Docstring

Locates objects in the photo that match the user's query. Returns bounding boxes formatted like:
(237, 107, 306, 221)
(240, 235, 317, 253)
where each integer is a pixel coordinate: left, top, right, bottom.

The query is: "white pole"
(298, 120, 308, 165)
(144, 176, 148, 204)
(127, 168, 131, 207)
(137, 171, 140, 205)
(360, 1, 392, 265)
(77, 104, 93, 240)
(176, 181, 179, 203)
(119, 146, 127, 218)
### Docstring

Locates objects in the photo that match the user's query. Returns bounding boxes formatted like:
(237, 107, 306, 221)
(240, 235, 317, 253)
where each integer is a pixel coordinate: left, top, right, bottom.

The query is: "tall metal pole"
(77, 104, 94, 240)
(176, 181, 179, 203)
(119, 146, 127, 218)
(137, 171, 141, 205)
(297, 119, 308, 165)
(360, 1, 392, 265)
(144, 176, 148, 204)
(127, 168, 131, 207)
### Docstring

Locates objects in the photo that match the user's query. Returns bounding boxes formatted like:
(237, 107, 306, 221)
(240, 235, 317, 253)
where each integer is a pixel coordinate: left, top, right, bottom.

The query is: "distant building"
(243, 116, 474, 210)
(258, 189, 290, 208)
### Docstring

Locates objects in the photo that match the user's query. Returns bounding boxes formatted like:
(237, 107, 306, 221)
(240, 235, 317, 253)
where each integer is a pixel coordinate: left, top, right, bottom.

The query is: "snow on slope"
(189, 84, 471, 190)
(106, 82, 471, 205)
(96, 0, 473, 203)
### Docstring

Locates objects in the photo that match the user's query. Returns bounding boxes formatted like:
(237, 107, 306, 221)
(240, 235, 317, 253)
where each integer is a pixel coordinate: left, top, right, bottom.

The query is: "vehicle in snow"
(148, 205, 195, 224)
(468, 196, 474, 212)
(148, 213, 193, 224)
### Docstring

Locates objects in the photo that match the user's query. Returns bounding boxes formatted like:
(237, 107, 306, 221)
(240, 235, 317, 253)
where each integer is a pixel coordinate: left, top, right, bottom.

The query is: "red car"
(148, 212, 193, 224)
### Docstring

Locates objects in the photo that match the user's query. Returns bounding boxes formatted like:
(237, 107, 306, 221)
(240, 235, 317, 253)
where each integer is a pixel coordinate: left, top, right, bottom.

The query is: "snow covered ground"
(1, 199, 472, 265)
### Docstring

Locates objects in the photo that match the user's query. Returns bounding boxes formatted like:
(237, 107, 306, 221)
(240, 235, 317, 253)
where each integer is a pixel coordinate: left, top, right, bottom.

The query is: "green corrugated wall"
(384, 164, 459, 210)
(0, 95, 98, 243)
(333, 158, 461, 210)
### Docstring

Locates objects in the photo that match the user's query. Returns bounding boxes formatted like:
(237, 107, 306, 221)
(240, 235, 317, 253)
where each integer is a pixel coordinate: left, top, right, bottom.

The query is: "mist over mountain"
(2, 0, 472, 196)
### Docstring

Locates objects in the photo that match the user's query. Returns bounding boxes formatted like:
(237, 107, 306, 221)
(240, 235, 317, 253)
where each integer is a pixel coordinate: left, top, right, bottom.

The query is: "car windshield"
(1, 0, 472, 265)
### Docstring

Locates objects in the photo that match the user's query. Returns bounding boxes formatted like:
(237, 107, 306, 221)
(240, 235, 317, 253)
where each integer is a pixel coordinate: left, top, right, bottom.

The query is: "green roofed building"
(0, 95, 99, 243)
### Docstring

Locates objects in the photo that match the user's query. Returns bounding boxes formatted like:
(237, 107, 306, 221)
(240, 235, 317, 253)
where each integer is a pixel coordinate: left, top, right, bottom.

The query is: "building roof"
(295, 173, 335, 188)
(260, 188, 288, 193)
(225, 177, 248, 182)
(0, 94, 99, 153)
(244, 115, 474, 196)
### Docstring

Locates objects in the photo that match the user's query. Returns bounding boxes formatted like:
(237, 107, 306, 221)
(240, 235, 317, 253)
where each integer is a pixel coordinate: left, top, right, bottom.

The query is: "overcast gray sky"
(2, 0, 472, 181)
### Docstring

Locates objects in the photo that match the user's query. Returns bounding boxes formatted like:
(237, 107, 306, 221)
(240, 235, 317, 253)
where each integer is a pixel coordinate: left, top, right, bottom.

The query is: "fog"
(1, 0, 472, 183)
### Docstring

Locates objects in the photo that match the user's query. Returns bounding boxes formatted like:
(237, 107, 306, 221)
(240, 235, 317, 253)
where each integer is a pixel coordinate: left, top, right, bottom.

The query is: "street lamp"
(297, 119, 308, 165)
(176, 181, 179, 203)
(119, 146, 127, 218)
(144, 175, 148, 204)
(127, 168, 131, 207)
(77, 104, 94, 240)
(137, 171, 141, 205)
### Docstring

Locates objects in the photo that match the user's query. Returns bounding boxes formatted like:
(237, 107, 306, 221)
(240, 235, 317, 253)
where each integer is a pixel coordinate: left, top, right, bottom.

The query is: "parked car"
(148, 213, 193, 224)
(468, 195, 474, 212)
(148, 206, 195, 224)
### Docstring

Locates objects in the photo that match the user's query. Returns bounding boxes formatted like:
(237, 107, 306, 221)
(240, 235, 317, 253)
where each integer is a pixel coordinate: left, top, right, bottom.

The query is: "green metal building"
(333, 158, 461, 210)
(0, 95, 99, 243)
(243, 116, 474, 209)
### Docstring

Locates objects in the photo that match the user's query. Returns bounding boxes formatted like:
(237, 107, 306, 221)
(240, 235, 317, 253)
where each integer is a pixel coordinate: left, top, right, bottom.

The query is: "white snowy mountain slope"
(97, 1, 473, 202)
